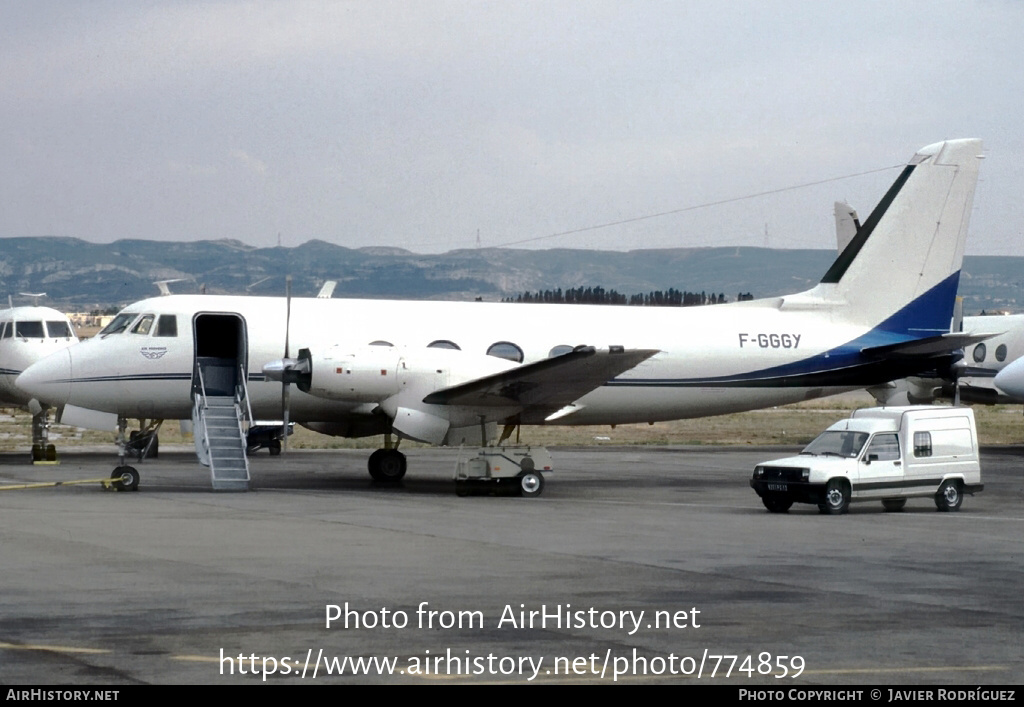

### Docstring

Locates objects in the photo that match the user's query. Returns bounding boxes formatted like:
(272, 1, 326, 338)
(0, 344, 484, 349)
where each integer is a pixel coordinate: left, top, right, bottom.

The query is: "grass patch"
(2, 391, 1020, 452)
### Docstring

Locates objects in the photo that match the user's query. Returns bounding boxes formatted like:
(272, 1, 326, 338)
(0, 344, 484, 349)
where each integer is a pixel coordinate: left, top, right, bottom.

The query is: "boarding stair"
(192, 359, 251, 491)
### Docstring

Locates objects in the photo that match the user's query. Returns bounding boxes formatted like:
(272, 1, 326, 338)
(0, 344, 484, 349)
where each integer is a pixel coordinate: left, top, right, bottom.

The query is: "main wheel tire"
(268, 439, 281, 456)
(111, 466, 140, 492)
(882, 498, 907, 512)
(935, 480, 963, 512)
(818, 478, 850, 515)
(369, 449, 406, 482)
(762, 496, 793, 513)
(518, 471, 544, 497)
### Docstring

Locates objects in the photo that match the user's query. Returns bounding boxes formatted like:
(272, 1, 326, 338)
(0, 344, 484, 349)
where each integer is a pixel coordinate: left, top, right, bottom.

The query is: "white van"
(750, 406, 983, 514)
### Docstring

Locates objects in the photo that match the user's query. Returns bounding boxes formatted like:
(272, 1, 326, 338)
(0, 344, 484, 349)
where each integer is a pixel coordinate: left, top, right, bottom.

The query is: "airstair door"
(191, 313, 251, 491)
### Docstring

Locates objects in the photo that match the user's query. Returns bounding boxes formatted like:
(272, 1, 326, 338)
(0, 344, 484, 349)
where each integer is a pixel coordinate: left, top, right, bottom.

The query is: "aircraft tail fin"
(799, 139, 982, 341)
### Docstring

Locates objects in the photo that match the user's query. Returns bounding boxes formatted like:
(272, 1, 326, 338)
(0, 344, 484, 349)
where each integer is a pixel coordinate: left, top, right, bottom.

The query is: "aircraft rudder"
(817, 138, 983, 336)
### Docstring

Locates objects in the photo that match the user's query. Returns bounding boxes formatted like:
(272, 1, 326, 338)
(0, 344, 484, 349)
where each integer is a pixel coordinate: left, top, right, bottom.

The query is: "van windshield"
(801, 430, 869, 458)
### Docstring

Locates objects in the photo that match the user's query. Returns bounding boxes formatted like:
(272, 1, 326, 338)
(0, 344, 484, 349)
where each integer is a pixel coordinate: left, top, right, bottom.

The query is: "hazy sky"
(3, 1, 1022, 255)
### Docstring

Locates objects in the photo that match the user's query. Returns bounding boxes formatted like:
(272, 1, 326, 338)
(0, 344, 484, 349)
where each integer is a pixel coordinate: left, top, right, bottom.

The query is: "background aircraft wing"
(422, 346, 658, 413)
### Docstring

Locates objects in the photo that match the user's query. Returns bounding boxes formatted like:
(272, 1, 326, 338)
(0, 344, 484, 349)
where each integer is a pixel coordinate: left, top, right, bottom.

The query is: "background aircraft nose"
(994, 357, 1024, 399)
(16, 348, 73, 406)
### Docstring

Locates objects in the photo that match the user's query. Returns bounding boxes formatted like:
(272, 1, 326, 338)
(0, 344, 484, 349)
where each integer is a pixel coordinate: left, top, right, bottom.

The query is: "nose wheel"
(111, 466, 140, 492)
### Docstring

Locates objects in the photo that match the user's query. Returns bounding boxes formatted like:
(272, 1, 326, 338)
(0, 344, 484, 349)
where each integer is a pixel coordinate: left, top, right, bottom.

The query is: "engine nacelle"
(299, 344, 517, 405)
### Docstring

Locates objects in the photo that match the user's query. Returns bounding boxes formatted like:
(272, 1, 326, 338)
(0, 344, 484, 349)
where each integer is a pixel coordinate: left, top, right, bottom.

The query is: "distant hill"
(0, 236, 1019, 314)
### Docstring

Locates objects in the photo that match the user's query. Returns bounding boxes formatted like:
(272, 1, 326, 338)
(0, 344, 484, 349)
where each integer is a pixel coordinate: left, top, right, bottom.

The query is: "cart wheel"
(518, 471, 544, 498)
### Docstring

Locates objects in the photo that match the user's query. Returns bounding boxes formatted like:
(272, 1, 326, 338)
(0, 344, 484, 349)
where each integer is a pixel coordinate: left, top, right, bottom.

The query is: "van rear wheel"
(935, 480, 963, 512)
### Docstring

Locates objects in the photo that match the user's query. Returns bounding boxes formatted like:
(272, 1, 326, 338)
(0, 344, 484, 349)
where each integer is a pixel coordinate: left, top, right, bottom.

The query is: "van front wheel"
(818, 479, 850, 515)
(935, 480, 963, 512)
(762, 496, 793, 513)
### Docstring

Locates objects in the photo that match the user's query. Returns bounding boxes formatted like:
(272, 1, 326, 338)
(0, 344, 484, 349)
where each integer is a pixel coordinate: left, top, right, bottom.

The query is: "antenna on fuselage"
(18, 292, 47, 307)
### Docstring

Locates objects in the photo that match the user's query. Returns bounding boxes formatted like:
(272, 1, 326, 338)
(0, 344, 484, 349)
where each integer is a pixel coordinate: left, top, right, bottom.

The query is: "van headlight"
(754, 466, 764, 478)
(801, 469, 810, 481)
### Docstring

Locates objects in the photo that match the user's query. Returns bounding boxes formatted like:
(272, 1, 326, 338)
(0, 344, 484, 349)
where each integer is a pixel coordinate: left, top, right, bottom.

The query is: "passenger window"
(131, 315, 155, 335)
(548, 345, 574, 357)
(16, 321, 44, 338)
(154, 315, 178, 337)
(913, 431, 932, 458)
(865, 433, 900, 462)
(46, 321, 72, 338)
(427, 340, 461, 350)
(487, 341, 524, 363)
(996, 344, 1007, 362)
(973, 343, 987, 363)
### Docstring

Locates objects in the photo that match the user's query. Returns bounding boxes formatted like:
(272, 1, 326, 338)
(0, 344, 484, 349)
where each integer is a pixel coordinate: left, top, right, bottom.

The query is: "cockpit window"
(154, 315, 178, 337)
(0, 323, 8, 339)
(99, 313, 138, 337)
(46, 321, 72, 338)
(16, 321, 45, 338)
(131, 315, 155, 335)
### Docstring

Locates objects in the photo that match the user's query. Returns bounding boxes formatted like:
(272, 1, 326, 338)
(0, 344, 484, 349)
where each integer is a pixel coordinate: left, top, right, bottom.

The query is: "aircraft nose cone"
(16, 348, 72, 406)
(994, 358, 1024, 400)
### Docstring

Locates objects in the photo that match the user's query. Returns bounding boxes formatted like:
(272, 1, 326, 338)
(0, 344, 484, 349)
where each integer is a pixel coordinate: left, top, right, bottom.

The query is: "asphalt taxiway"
(1, 444, 1021, 685)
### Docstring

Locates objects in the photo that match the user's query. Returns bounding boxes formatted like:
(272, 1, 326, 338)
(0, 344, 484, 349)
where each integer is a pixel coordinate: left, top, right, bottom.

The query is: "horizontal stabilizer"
(861, 332, 993, 359)
(422, 346, 658, 410)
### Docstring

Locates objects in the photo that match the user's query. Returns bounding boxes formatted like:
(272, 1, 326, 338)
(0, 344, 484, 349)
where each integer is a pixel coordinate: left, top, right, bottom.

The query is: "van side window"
(913, 431, 932, 458)
(154, 315, 178, 337)
(865, 433, 900, 461)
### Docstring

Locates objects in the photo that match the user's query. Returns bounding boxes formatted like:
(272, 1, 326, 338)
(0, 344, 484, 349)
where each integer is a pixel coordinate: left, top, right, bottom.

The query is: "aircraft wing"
(422, 346, 658, 413)
(860, 332, 994, 359)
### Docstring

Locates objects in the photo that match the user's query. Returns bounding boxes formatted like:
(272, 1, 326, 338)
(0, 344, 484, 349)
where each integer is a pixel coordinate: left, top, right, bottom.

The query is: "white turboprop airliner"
(0, 301, 79, 461)
(16, 138, 985, 491)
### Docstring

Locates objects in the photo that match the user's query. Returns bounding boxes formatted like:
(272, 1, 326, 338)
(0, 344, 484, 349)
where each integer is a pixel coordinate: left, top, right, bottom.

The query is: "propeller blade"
(282, 380, 291, 453)
(284, 275, 292, 359)
(282, 274, 293, 452)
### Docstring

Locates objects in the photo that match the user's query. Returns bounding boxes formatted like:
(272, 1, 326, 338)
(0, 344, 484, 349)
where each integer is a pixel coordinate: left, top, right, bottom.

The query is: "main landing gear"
(368, 433, 406, 482)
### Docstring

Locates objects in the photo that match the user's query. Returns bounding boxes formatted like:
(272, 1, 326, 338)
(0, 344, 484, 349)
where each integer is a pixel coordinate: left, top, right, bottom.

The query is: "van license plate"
(767, 483, 788, 492)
